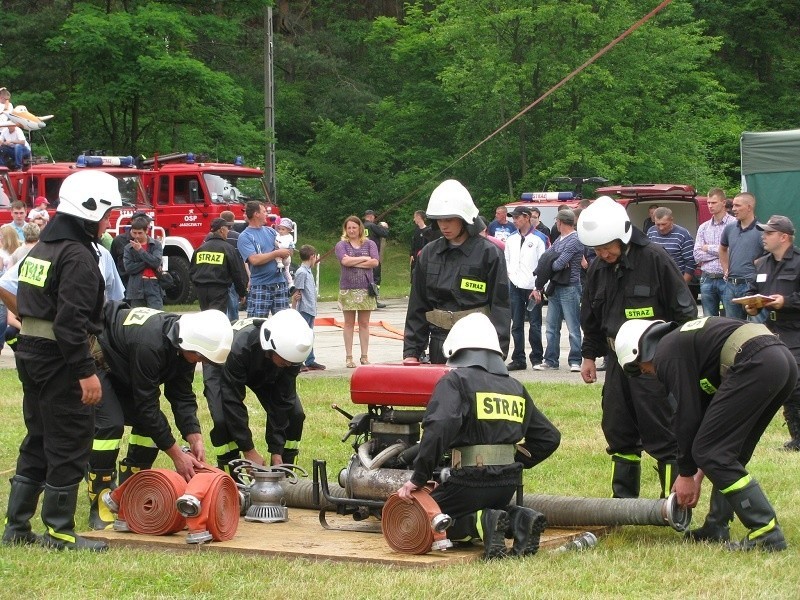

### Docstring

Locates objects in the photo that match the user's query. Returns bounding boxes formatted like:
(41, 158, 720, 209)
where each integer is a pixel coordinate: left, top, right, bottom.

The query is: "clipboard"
(731, 294, 773, 308)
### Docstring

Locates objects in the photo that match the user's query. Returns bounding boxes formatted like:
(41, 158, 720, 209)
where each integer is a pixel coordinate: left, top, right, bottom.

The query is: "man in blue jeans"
(719, 192, 765, 320)
(503, 206, 546, 370)
(534, 209, 584, 372)
(694, 188, 734, 316)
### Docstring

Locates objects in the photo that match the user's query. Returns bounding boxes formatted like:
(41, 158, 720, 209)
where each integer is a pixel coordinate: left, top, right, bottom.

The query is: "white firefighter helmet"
(260, 308, 313, 364)
(426, 179, 479, 224)
(577, 195, 632, 247)
(57, 170, 123, 222)
(442, 312, 501, 358)
(177, 309, 233, 364)
(615, 319, 676, 376)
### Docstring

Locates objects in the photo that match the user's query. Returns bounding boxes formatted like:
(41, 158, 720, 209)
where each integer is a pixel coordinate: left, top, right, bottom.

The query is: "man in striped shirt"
(647, 207, 696, 283)
(693, 188, 734, 316)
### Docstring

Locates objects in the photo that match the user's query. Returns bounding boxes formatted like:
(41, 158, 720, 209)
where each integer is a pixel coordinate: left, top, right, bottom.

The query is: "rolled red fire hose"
(178, 467, 239, 543)
(382, 488, 451, 554)
(109, 468, 187, 535)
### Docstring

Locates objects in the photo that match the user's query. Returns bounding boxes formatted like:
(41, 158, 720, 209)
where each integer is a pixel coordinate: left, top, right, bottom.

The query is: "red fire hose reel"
(381, 487, 453, 554)
(102, 466, 239, 543)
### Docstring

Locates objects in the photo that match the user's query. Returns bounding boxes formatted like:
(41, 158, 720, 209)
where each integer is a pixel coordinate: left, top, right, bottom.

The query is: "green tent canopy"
(741, 129, 800, 227)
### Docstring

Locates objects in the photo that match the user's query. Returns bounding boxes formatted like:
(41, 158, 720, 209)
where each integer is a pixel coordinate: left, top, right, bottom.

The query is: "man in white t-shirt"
(0, 123, 31, 171)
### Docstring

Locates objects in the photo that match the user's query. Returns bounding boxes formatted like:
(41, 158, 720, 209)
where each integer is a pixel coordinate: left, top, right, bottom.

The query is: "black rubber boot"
(724, 479, 787, 552)
(479, 509, 510, 560)
(782, 404, 800, 451)
(41, 483, 108, 552)
(684, 487, 734, 543)
(2, 475, 44, 545)
(611, 456, 641, 498)
(87, 469, 116, 530)
(118, 459, 151, 485)
(656, 461, 678, 499)
(505, 505, 547, 557)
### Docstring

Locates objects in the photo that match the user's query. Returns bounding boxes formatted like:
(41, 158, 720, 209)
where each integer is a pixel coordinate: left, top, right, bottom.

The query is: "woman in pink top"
(334, 216, 379, 368)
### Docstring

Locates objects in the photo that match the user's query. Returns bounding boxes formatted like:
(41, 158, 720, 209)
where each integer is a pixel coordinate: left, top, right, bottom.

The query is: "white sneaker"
(570, 364, 581, 372)
(533, 363, 556, 371)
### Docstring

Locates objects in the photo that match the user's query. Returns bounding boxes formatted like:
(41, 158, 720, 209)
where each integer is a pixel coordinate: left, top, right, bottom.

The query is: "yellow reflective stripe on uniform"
(92, 439, 121, 452)
(195, 251, 225, 265)
(475, 392, 525, 423)
(460, 278, 487, 293)
(214, 441, 239, 454)
(123, 307, 163, 326)
(749, 518, 777, 539)
(699, 378, 717, 394)
(18, 257, 51, 288)
(680, 317, 709, 331)
(46, 527, 76, 544)
(624, 307, 654, 319)
(476, 509, 487, 540)
(612, 453, 641, 463)
(233, 317, 257, 331)
(284, 440, 300, 450)
(721, 474, 752, 494)
(128, 434, 157, 448)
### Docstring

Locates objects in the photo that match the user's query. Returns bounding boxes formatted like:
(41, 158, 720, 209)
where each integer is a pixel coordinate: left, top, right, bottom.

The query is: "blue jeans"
(299, 310, 316, 365)
(0, 144, 30, 169)
(227, 284, 240, 322)
(509, 283, 543, 366)
(700, 275, 726, 317)
(543, 284, 582, 368)
(721, 280, 749, 320)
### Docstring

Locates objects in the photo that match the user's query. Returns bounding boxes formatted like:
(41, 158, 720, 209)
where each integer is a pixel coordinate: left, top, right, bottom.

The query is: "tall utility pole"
(264, 6, 276, 202)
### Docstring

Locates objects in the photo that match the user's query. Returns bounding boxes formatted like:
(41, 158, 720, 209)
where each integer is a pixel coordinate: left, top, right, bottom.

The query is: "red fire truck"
(0, 153, 279, 304)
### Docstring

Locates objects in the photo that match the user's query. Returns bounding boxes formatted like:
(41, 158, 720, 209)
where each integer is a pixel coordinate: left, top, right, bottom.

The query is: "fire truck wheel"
(164, 255, 195, 305)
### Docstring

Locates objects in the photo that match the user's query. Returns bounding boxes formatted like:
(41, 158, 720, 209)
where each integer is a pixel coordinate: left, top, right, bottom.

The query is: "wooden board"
(82, 508, 609, 567)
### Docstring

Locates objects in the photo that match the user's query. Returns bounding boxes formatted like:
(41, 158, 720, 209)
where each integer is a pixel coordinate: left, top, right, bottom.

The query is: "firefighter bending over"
(397, 313, 561, 559)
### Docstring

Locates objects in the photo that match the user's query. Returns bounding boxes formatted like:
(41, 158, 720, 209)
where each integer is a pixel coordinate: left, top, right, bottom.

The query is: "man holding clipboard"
(738, 215, 800, 451)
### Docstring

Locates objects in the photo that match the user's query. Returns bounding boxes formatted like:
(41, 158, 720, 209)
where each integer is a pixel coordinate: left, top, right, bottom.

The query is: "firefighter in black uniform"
(617, 316, 796, 551)
(205, 309, 312, 471)
(577, 196, 698, 499)
(403, 180, 510, 365)
(2, 170, 122, 551)
(190, 217, 248, 313)
(86, 301, 233, 530)
(397, 313, 561, 559)
(743, 215, 800, 451)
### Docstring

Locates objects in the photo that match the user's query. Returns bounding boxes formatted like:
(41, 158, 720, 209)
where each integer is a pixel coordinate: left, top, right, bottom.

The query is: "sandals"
(346, 356, 356, 369)
(360, 355, 370, 365)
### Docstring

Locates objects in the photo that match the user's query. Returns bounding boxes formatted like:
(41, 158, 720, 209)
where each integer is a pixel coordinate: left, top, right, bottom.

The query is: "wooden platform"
(82, 508, 609, 567)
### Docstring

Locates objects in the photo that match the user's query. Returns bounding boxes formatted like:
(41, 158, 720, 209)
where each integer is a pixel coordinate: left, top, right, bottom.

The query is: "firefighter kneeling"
(396, 313, 561, 559)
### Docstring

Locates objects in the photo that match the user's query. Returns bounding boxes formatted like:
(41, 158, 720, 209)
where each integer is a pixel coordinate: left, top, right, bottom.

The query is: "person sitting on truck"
(123, 215, 165, 309)
(0, 123, 31, 171)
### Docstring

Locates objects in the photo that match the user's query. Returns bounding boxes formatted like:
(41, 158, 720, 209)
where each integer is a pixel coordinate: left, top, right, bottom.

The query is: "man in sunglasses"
(616, 316, 795, 551)
(203, 308, 312, 472)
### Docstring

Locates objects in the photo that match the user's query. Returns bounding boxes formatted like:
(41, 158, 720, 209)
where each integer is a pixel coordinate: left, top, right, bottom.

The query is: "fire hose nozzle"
(664, 492, 692, 532)
(176, 494, 202, 518)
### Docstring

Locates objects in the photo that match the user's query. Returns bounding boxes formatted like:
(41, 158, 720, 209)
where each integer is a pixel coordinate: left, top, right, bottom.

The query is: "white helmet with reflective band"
(616, 318, 676, 375)
(442, 312, 502, 358)
(260, 309, 313, 364)
(426, 179, 479, 224)
(177, 309, 233, 364)
(577, 195, 632, 246)
(57, 170, 123, 222)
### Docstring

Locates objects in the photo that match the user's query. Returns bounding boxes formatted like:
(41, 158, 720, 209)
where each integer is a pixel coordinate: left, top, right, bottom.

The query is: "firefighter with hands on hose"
(396, 312, 561, 559)
(616, 316, 796, 551)
(742, 215, 800, 451)
(403, 179, 510, 365)
(577, 196, 698, 499)
(1, 170, 121, 551)
(204, 308, 312, 472)
(86, 302, 233, 530)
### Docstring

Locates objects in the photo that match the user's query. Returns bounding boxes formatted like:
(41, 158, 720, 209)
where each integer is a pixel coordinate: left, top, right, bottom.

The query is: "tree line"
(1, 0, 797, 239)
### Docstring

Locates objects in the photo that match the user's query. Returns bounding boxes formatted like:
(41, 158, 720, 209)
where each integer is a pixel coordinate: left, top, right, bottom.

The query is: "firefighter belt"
(452, 444, 515, 468)
(425, 306, 490, 330)
(720, 323, 774, 378)
(19, 317, 56, 341)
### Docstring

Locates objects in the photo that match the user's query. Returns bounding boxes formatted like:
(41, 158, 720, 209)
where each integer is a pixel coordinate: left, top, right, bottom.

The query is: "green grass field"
(0, 370, 798, 599)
